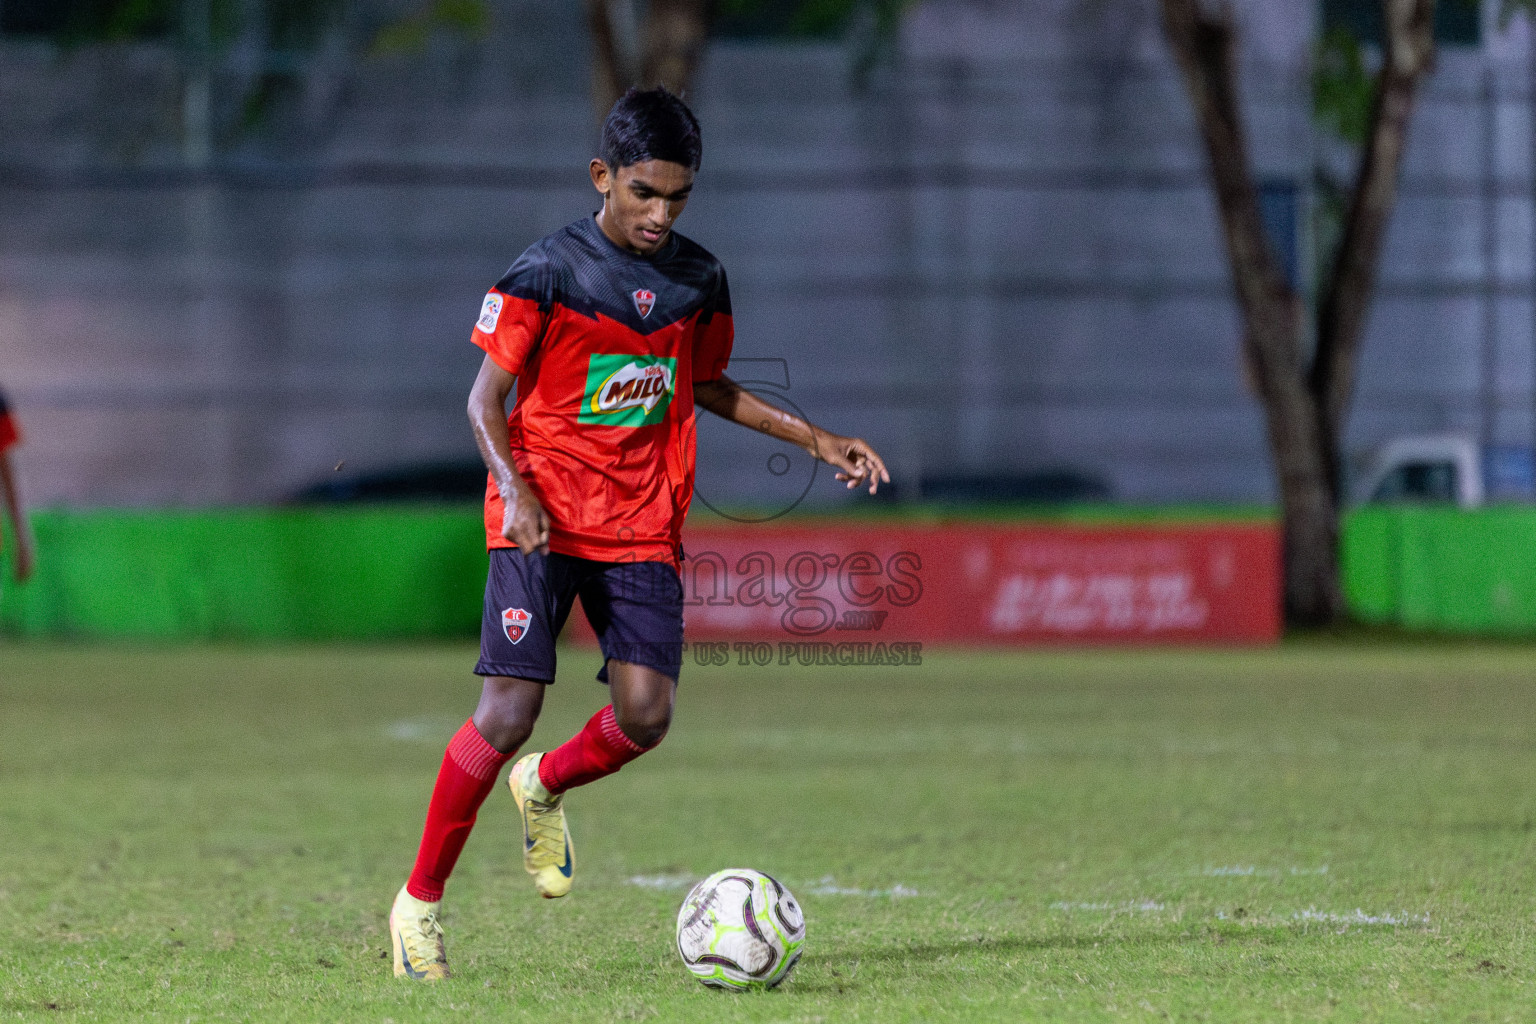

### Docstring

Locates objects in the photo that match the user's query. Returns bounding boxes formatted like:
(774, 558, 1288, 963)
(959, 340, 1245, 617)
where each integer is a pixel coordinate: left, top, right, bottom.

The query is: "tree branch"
(1311, 0, 1435, 445)
(642, 0, 709, 97)
(1160, 0, 1299, 385)
(586, 0, 631, 122)
(587, 0, 707, 122)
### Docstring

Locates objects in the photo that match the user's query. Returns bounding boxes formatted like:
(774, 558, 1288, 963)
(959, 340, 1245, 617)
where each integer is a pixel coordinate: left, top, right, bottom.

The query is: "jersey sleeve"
(692, 265, 734, 384)
(0, 390, 20, 455)
(472, 248, 554, 375)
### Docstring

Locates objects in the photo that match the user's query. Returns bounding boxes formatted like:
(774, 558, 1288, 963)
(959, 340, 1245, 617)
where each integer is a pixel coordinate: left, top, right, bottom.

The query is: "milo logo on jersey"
(580, 354, 678, 427)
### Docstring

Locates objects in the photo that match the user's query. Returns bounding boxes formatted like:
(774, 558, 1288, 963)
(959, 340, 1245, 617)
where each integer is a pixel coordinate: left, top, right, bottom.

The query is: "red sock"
(405, 720, 515, 903)
(538, 704, 650, 795)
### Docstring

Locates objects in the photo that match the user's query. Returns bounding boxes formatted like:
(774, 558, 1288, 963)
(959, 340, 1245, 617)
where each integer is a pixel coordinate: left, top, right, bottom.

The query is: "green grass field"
(2, 641, 1533, 1022)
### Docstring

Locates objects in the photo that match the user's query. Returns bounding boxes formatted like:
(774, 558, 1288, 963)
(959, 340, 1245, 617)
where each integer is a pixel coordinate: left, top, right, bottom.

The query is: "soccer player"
(0, 387, 34, 586)
(389, 86, 888, 980)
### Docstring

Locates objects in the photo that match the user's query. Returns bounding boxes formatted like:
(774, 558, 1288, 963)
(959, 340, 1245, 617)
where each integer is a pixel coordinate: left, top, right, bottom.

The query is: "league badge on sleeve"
(501, 607, 531, 644)
(477, 292, 504, 334)
(632, 288, 655, 318)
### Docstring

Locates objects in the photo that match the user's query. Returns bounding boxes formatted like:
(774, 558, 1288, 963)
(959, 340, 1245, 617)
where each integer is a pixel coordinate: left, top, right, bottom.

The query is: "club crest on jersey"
(501, 607, 531, 645)
(632, 288, 656, 318)
(476, 292, 503, 334)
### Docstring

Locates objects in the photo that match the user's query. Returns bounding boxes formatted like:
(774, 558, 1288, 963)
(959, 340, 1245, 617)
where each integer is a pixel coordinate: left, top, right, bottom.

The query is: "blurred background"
(1, 0, 1532, 639)
(11, 11, 1536, 1019)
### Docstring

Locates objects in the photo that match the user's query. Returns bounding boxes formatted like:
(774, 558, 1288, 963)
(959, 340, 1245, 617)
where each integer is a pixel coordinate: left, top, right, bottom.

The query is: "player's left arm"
(694, 375, 890, 495)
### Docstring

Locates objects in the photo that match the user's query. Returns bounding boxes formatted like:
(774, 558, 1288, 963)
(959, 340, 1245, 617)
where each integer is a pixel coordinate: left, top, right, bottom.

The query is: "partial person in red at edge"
(386, 85, 890, 981)
(0, 388, 34, 587)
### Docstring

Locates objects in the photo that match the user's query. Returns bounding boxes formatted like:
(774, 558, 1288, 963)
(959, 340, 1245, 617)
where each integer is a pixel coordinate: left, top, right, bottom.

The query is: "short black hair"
(600, 86, 702, 172)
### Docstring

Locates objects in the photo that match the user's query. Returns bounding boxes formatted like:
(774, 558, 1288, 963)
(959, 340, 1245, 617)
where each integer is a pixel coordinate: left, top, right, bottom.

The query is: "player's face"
(592, 158, 694, 256)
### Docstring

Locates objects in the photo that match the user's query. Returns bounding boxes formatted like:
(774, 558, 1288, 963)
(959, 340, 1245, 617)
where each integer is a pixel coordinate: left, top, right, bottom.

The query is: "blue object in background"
(1483, 446, 1536, 501)
(1259, 178, 1301, 291)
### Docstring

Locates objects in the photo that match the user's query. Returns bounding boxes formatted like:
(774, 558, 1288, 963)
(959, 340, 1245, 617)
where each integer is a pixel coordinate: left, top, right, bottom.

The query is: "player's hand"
(502, 483, 550, 555)
(810, 431, 890, 496)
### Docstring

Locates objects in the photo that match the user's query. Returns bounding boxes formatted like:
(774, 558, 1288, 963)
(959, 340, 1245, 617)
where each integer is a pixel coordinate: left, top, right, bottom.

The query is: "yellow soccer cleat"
(508, 752, 574, 898)
(389, 885, 449, 981)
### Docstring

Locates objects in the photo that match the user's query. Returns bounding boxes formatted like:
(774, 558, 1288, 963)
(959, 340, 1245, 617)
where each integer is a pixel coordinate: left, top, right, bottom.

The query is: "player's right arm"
(468, 248, 555, 556)
(468, 355, 549, 556)
(0, 394, 32, 583)
(0, 450, 32, 583)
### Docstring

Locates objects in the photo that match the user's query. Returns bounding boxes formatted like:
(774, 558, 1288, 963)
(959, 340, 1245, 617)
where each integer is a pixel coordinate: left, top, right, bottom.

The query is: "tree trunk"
(586, 0, 635, 123)
(643, 0, 709, 97)
(1160, 0, 1341, 625)
(1262, 333, 1345, 626)
(587, 0, 710, 123)
(1160, 0, 1433, 627)
(1312, 0, 1436, 472)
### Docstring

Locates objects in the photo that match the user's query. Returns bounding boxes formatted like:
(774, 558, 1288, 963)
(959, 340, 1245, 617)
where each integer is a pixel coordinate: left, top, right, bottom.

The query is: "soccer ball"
(676, 868, 806, 990)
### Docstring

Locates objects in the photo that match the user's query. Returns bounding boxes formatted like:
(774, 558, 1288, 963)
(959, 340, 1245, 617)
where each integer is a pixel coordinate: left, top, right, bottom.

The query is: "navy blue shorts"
(474, 549, 684, 684)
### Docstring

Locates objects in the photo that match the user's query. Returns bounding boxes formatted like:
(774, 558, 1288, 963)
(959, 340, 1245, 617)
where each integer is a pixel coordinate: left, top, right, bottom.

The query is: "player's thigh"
(474, 549, 583, 683)
(578, 559, 685, 686)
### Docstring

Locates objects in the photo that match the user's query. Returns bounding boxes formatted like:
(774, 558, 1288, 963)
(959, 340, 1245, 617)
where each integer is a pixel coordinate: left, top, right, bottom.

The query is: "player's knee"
(473, 707, 534, 753)
(473, 678, 543, 753)
(615, 700, 672, 750)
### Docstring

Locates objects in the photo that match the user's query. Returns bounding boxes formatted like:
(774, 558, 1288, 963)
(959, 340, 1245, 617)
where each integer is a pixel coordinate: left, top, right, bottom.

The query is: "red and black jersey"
(0, 389, 20, 456)
(472, 215, 734, 564)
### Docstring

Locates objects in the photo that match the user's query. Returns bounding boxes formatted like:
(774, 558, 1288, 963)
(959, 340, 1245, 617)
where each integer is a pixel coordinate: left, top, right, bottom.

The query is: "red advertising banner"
(570, 521, 1281, 650)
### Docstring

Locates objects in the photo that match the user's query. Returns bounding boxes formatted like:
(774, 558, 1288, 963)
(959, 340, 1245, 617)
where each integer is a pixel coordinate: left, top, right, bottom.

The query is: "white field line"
(745, 729, 1446, 759)
(623, 874, 921, 897)
(625, 874, 696, 891)
(1200, 865, 1329, 878)
(1050, 899, 1426, 928)
(1211, 907, 1430, 927)
(806, 876, 920, 897)
(1291, 907, 1429, 926)
(1051, 900, 1166, 913)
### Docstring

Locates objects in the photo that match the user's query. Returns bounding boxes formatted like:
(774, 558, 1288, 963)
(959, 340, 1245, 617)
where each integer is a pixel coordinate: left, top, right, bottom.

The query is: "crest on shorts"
(501, 607, 531, 644)
(632, 288, 655, 318)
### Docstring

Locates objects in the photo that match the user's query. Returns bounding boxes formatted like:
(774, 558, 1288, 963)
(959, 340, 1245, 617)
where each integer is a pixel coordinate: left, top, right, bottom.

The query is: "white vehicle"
(1352, 434, 1535, 508)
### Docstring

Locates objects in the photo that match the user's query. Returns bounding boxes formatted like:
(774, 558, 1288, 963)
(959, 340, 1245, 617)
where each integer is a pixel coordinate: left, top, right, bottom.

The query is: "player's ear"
(590, 158, 612, 197)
